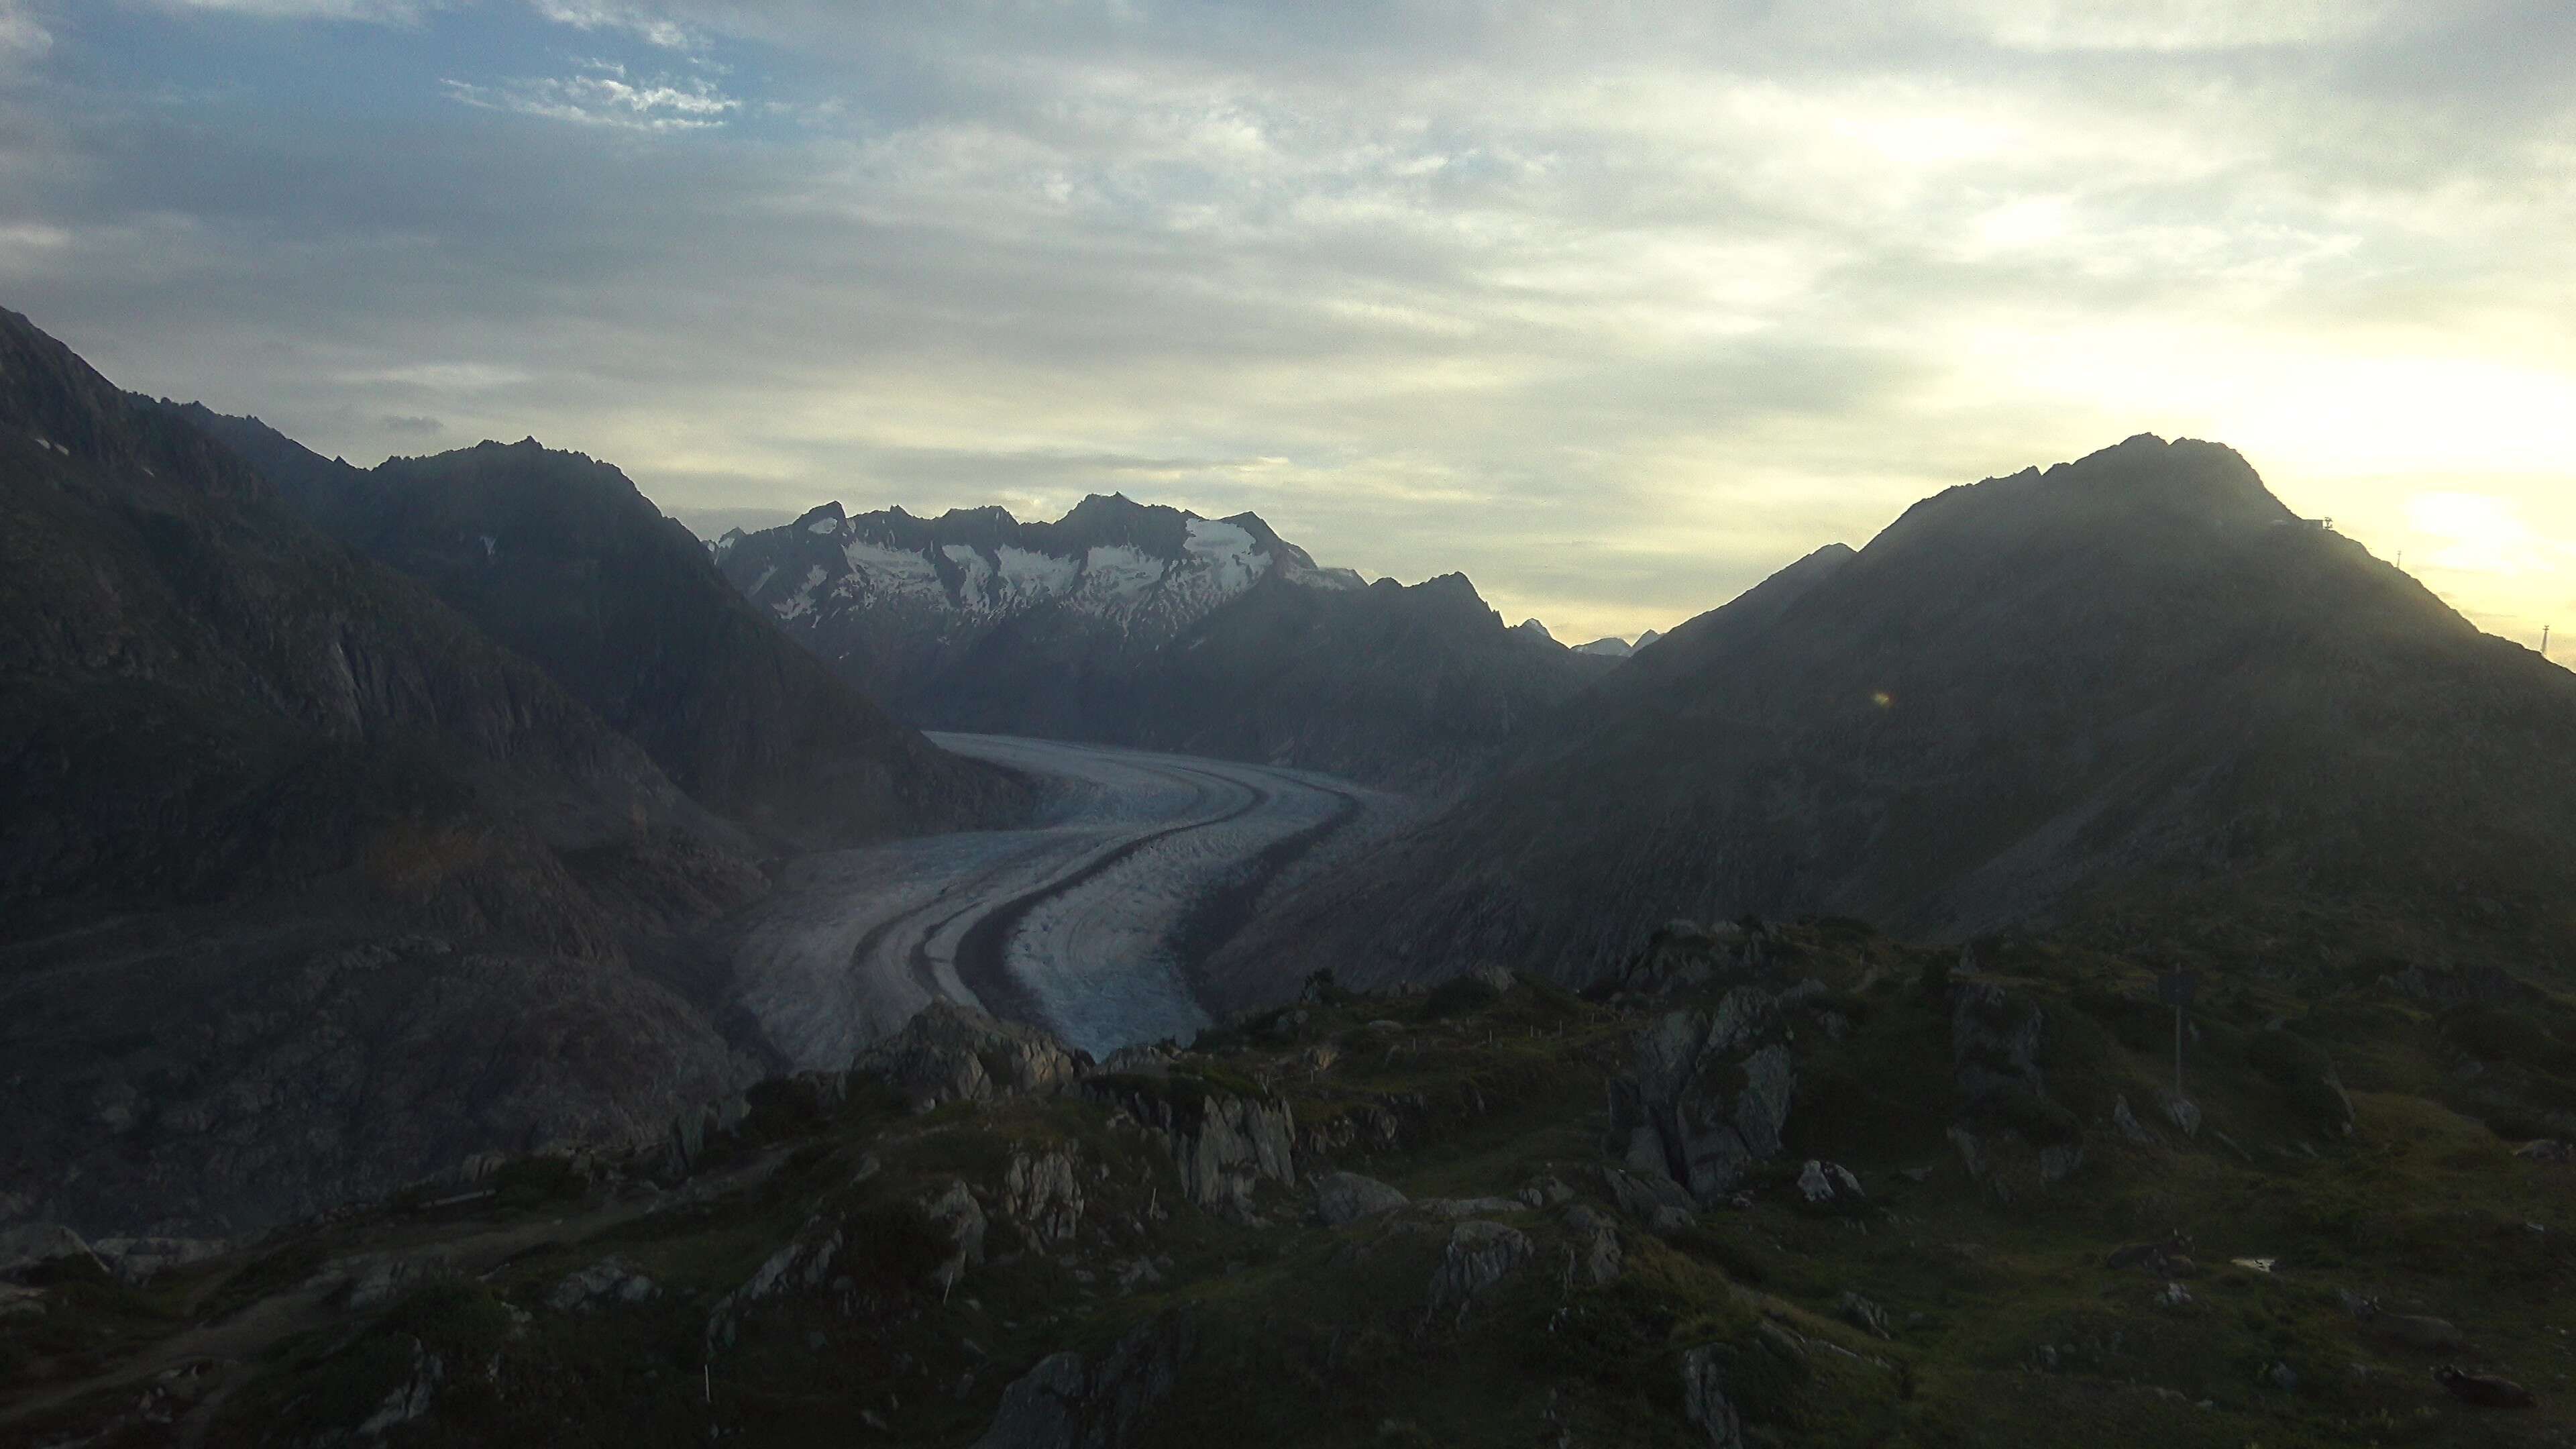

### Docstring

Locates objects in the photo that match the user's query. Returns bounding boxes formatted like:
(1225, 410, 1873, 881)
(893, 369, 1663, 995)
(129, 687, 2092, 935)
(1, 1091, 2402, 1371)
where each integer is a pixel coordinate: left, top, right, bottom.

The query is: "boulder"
(1311, 1172, 1407, 1227)
(1607, 987, 1801, 1204)
(1003, 1148, 1086, 1249)
(1951, 982, 2046, 1107)
(2038, 1142, 2085, 1185)
(2112, 1095, 2157, 1146)
(2159, 1091, 2202, 1139)
(856, 1000, 1090, 1113)
(1837, 1291, 1893, 1339)
(1797, 1160, 1864, 1206)
(1679, 1343, 1748, 1448)
(1426, 1221, 1534, 1325)
(547, 1256, 658, 1313)
(1564, 1206, 1623, 1285)
(1601, 1166, 1697, 1221)
(922, 1181, 990, 1295)
(705, 1221, 847, 1350)
(974, 1314, 1195, 1448)
(356, 1337, 444, 1438)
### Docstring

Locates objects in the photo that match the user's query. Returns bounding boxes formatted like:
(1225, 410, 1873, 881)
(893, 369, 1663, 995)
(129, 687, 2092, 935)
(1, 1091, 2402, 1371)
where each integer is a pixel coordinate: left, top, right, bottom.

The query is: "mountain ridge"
(714, 495, 1602, 787)
(1205, 433, 2576, 1004)
(0, 308, 773, 1236)
(170, 411, 1032, 852)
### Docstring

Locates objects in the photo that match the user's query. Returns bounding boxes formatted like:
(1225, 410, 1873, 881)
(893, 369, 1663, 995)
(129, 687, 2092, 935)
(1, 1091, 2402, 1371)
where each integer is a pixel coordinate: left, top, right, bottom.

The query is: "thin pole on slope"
(2544, 625, 2553, 659)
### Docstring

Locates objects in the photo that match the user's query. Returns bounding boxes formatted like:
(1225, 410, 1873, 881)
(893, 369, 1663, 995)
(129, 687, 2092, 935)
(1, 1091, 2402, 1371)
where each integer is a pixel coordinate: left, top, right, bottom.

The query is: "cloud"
(144, 0, 441, 19)
(443, 62, 737, 131)
(528, 0, 699, 51)
(11, 1, 2574, 644)
(0, 0, 50, 63)
(379, 412, 443, 433)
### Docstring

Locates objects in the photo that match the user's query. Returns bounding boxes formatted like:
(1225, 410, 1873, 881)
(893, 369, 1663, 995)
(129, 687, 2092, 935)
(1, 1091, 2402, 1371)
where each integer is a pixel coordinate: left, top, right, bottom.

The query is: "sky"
(1, 1, 2571, 649)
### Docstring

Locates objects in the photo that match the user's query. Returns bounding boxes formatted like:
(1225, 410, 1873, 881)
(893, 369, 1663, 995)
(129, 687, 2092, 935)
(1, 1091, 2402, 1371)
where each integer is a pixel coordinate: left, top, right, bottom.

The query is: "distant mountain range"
(1208, 434, 2576, 1005)
(1573, 629, 1661, 658)
(19, 287, 2576, 1252)
(714, 496, 1611, 787)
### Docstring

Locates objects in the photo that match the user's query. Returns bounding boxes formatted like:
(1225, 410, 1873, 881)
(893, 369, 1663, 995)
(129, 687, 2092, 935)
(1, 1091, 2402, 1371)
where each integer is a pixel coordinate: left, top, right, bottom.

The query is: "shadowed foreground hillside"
(0, 309, 767, 1238)
(8, 916, 2575, 1446)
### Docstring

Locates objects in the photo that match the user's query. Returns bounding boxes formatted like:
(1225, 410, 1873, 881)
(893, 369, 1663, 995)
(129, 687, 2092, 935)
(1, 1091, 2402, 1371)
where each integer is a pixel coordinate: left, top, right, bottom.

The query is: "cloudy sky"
(3, 1, 2571, 647)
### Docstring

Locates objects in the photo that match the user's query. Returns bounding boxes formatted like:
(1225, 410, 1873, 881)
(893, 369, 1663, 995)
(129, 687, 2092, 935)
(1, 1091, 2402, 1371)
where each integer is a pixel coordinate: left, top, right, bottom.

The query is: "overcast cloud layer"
(3, 1, 2571, 646)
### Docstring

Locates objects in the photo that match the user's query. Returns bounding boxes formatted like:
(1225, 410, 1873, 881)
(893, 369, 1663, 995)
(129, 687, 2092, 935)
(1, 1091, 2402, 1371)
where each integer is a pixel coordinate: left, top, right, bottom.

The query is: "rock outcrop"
(1607, 986, 1801, 1204)
(1426, 1221, 1533, 1326)
(1679, 1344, 1748, 1448)
(1003, 1148, 1087, 1249)
(855, 1001, 1091, 1112)
(1312, 1171, 1407, 1227)
(1951, 981, 2047, 1107)
(973, 1313, 1196, 1449)
(1084, 1077, 1295, 1220)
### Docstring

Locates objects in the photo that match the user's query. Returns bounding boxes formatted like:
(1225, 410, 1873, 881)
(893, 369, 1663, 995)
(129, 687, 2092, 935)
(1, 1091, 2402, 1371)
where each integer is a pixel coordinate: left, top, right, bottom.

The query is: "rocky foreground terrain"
(7, 916, 2573, 1446)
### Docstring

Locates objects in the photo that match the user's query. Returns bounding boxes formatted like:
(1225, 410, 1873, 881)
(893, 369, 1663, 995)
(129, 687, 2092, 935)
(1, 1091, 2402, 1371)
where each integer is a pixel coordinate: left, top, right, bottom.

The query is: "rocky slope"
(0, 309, 768, 1238)
(712, 495, 1603, 788)
(172, 411, 1030, 851)
(10, 916, 2573, 1447)
(1213, 435, 2576, 998)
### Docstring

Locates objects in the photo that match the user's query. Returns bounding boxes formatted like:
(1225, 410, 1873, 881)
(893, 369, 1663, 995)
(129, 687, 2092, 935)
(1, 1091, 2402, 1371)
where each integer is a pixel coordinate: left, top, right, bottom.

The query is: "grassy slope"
(7, 920, 2575, 1447)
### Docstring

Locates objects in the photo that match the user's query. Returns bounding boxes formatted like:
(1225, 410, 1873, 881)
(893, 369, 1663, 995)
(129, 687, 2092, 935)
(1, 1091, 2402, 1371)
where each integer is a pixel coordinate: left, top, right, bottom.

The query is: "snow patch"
(807, 515, 843, 535)
(773, 564, 828, 621)
(1081, 544, 1165, 600)
(844, 538, 943, 591)
(1182, 518, 1271, 598)
(748, 564, 779, 594)
(996, 545, 1080, 602)
(943, 543, 995, 608)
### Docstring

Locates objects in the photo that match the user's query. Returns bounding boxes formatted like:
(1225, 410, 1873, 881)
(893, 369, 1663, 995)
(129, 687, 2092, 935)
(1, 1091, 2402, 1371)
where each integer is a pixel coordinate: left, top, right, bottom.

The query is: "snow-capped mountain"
(714, 493, 1362, 714)
(713, 494, 1601, 786)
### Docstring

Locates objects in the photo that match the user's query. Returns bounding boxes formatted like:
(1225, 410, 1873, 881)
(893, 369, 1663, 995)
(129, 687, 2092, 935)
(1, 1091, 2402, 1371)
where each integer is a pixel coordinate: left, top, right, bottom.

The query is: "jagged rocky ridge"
(172, 410, 1030, 850)
(713, 495, 1609, 788)
(12, 915, 2572, 1446)
(1215, 434, 2576, 996)
(0, 309, 772, 1238)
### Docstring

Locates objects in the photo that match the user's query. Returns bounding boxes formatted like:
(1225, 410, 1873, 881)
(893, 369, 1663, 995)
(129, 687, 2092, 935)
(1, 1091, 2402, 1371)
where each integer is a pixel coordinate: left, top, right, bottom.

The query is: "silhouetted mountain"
(173, 411, 1030, 851)
(1085, 570, 1613, 788)
(1208, 435, 2576, 1004)
(714, 496, 1600, 786)
(0, 310, 767, 1235)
